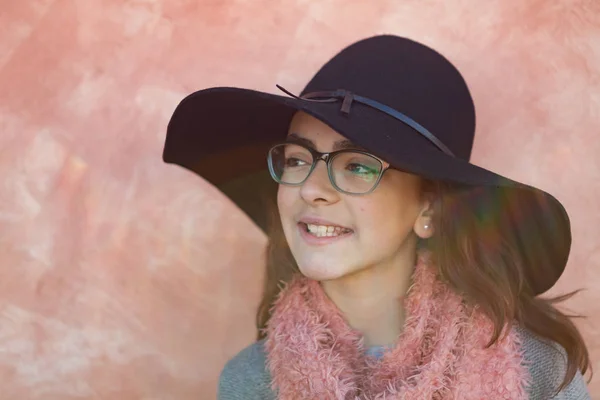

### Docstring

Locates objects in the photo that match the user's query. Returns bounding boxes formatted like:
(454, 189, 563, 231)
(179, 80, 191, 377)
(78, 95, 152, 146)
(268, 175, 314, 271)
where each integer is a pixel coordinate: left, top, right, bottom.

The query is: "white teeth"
(305, 224, 350, 238)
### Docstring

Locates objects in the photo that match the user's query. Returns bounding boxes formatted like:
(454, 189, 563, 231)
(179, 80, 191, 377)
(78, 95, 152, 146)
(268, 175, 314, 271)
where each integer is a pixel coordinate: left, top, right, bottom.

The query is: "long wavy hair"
(255, 179, 590, 392)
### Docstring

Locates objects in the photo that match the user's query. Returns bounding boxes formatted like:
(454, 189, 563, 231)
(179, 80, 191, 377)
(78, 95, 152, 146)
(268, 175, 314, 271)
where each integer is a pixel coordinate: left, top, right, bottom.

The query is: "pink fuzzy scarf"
(265, 252, 530, 399)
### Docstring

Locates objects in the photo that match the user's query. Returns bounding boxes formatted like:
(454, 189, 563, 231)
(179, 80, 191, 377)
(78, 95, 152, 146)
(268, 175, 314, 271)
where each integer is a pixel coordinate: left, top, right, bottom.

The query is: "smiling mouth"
(299, 222, 353, 238)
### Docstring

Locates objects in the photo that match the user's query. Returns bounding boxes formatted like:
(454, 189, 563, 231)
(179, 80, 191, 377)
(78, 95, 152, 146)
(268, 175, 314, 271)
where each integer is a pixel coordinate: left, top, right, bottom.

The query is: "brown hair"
(255, 180, 590, 392)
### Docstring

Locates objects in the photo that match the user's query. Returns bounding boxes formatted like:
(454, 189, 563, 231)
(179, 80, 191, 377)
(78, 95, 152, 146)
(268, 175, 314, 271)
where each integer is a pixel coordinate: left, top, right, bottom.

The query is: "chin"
(296, 259, 351, 282)
(299, 268, 340, 282)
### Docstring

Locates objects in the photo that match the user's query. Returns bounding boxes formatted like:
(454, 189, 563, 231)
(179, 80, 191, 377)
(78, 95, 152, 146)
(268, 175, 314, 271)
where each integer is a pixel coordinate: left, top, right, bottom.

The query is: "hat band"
(276, 85, 455, 157)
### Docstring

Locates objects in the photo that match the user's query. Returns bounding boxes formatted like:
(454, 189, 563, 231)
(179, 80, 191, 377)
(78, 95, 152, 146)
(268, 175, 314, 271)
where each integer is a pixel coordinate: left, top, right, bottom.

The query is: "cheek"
(276, 187, 296, 244)
(277, 186, 296, 220)
(356, 202, 396, 235)
(353, 194, 418, 241)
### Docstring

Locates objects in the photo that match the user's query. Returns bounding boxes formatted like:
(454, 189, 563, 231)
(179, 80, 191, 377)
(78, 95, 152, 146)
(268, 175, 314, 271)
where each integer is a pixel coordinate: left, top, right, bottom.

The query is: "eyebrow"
(286, 133, 367, 151)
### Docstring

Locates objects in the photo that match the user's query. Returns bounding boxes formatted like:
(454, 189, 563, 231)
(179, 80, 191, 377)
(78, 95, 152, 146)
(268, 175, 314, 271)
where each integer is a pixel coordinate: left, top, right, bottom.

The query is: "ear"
(414, 196, 435, 239)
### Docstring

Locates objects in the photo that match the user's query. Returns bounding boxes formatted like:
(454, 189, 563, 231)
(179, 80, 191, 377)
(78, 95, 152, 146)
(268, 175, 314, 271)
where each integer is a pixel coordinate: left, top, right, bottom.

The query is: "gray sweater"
(217, 326, 591, 400)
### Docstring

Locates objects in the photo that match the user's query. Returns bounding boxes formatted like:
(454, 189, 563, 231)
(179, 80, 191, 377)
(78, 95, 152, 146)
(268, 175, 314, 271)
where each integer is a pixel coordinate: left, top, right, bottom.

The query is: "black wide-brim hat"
(163, 35, 571, 295)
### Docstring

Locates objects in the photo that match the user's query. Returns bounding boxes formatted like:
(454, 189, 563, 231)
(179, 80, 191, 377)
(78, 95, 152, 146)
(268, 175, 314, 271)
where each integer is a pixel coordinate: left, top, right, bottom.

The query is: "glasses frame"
(267, 142, 392, 195)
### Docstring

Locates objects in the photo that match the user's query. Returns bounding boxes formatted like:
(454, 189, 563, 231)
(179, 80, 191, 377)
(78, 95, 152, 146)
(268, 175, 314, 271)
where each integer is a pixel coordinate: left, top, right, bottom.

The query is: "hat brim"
(163, 87, 571, 295)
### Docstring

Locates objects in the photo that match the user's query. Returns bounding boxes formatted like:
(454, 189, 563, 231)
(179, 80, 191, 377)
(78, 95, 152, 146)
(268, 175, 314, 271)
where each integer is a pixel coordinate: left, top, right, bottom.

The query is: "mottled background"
(1, 0, 599, 399)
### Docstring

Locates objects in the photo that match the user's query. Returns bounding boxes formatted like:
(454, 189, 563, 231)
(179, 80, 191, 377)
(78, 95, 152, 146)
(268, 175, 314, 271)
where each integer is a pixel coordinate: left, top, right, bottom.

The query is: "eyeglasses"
(267, 142, 391, 195)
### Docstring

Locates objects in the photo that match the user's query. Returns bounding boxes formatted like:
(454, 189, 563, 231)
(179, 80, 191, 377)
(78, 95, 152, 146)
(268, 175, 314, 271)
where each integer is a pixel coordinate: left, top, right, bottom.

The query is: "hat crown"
(301, 35, 476, 160)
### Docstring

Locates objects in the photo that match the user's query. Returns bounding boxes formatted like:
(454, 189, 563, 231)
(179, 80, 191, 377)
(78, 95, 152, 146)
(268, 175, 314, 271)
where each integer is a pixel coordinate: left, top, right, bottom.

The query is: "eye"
(346, 163, 378, 176)
(285, 157, 309, 168)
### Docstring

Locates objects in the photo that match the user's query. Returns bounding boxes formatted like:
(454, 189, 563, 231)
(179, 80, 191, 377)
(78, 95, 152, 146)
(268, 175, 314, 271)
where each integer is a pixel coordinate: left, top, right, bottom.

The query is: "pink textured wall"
(1, 1, 599, 398)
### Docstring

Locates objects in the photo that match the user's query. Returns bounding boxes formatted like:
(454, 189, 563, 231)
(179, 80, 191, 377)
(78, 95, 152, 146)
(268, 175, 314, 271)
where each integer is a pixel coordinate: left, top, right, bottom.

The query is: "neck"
(320, 246, 417, 348)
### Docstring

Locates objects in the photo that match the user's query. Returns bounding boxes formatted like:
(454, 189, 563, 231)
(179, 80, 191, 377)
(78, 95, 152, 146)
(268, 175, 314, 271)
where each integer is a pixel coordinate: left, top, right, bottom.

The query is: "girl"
(163, 35, 591, 399)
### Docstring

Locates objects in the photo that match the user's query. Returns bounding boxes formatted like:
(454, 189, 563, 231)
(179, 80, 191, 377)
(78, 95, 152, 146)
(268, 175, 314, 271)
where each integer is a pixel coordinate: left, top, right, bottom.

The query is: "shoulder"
(515, 325, 590, 400)
(217, 340, 275, 400)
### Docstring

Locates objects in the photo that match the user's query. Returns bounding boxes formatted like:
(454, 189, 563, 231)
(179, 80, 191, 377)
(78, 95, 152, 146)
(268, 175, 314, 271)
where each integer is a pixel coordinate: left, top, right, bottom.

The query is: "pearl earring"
(424, 224, 430, 230)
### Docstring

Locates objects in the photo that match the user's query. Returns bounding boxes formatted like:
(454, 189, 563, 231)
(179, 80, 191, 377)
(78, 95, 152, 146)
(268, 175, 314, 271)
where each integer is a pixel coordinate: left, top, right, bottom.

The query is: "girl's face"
(277, 112, 433, 281)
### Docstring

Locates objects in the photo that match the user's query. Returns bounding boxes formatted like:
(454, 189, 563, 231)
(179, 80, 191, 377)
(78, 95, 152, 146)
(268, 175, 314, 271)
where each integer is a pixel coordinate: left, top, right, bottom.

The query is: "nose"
(299, 159, 340, 205)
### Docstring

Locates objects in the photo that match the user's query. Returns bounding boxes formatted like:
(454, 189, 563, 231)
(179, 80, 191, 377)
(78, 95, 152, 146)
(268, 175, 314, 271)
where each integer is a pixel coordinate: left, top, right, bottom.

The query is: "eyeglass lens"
(268, 143, 383, 194)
